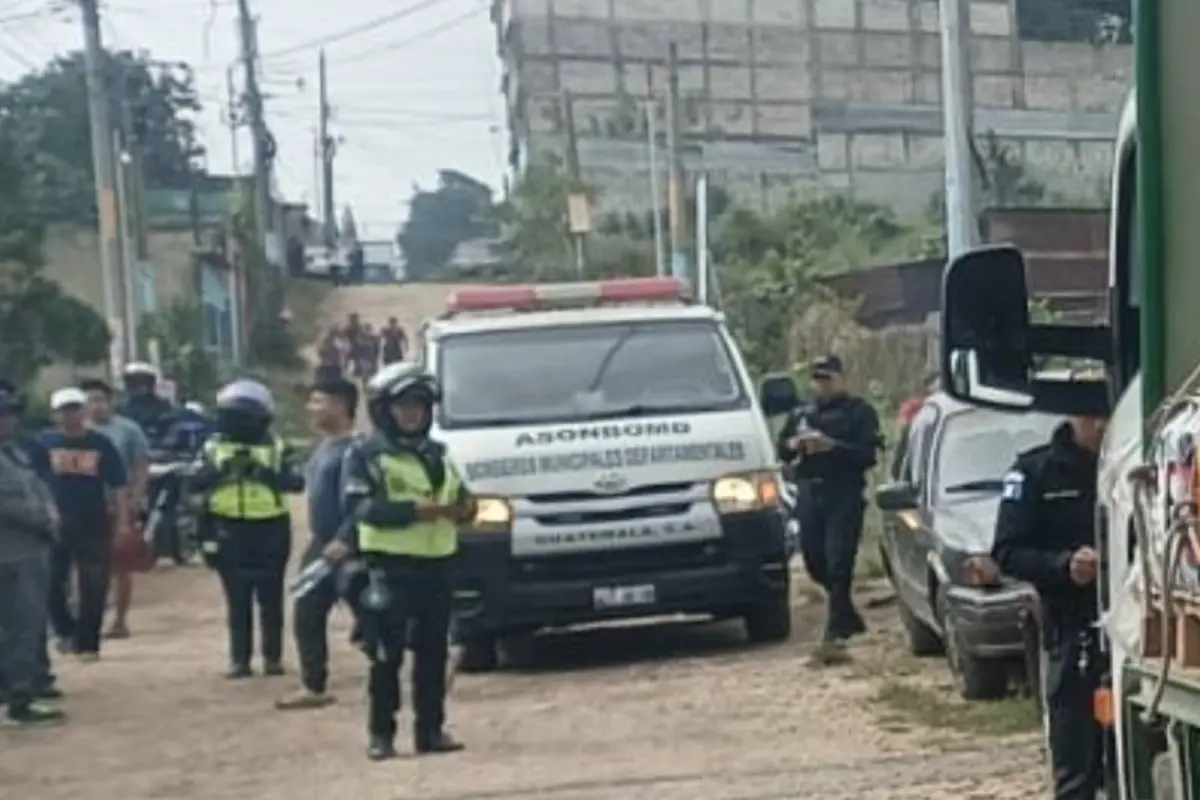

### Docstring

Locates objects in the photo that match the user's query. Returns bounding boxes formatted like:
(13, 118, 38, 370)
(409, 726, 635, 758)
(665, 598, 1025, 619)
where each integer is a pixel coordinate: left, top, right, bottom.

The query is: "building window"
(1016, 0, 1131, 43)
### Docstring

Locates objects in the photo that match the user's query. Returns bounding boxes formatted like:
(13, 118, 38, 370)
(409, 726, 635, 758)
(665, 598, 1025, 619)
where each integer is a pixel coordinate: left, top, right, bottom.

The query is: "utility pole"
(225, 65, 241, 174)
(561, 90, 589, 276)
(645, 64, 665, 278)
(78, 0, 127, 375)
(236, 0, 272, 253)
(665, 42, 694, 287)
(939, 0, 978, 257)
(120, 83, 150, 268)
(113, 131, 139, 356)
(318, 49, 336, 247)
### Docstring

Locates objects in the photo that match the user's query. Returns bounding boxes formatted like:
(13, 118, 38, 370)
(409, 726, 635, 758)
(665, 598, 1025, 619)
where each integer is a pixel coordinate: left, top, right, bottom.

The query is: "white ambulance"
(421, 277, 794, 670)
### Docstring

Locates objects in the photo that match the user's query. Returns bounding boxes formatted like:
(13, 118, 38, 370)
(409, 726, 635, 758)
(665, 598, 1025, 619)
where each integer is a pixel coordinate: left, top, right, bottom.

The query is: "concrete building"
(493, 0, 1131, 215)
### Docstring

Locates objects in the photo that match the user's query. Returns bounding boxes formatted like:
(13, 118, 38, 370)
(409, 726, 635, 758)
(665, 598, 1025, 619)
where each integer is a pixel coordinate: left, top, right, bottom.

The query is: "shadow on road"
(500, 615, 802, 674)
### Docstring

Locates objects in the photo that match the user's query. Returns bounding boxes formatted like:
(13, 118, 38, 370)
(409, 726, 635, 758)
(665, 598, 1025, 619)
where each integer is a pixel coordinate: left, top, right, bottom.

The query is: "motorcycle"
(145, 451, 200, 566)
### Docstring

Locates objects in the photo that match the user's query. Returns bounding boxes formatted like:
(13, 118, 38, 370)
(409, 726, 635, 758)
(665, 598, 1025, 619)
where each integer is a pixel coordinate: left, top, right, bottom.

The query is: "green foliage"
(138, 300, 220, 400)
(397, 170, 496, 277)
(0, 49, 204, 223)
(0, 117, 110, 388)
(230, 197, 302, 369)
(972, 131, 1047, 209)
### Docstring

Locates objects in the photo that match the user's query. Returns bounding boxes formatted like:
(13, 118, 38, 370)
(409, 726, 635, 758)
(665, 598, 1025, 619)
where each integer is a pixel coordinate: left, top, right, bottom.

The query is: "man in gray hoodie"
(0, 383, 66, 726)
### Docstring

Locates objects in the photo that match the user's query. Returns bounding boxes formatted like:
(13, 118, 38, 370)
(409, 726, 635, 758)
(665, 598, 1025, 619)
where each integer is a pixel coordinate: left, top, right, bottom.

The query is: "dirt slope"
(313, 282, 474, 360)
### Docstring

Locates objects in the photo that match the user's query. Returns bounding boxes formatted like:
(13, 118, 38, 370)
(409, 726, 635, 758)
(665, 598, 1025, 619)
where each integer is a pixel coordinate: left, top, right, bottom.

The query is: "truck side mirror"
(759, 373, 799, 417)
(941, 244, 1111, 417)
(942, 245, 1036, 411)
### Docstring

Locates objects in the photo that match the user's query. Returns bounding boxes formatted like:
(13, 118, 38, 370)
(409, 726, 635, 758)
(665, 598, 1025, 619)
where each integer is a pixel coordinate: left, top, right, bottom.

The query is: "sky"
(0, 0, 508, 240)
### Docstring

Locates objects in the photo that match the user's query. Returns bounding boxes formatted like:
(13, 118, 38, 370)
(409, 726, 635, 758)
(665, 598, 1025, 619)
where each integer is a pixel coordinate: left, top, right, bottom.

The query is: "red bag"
(111, 523, 154, 573)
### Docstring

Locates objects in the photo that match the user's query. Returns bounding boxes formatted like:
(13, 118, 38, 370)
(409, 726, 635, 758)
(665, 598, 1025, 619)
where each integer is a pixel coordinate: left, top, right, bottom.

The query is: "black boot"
(415, 728, 464, 755)
(226, 663, 253, 679)
(367, 735, 396, 761)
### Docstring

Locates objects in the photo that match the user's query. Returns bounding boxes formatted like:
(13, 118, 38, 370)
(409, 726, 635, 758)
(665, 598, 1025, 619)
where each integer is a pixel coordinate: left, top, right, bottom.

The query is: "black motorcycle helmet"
(215, 379, 274, 442)
(366, 362, 440, 439)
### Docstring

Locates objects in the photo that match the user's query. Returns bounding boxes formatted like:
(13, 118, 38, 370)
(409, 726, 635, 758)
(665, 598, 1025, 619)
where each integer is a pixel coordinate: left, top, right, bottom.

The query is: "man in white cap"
(39, 388, 130, 661)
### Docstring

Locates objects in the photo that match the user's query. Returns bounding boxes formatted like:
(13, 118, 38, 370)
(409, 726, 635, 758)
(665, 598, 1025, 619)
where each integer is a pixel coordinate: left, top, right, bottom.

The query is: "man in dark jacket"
(776, 355, 881, 658)
(0, 382, 65, 725)
(992, 416, 1106, 799)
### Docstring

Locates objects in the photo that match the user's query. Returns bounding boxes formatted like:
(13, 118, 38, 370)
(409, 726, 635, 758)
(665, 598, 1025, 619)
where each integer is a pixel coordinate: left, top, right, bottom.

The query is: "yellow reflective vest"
(204, 437, 287, 521)
(358, 450, 463, 558)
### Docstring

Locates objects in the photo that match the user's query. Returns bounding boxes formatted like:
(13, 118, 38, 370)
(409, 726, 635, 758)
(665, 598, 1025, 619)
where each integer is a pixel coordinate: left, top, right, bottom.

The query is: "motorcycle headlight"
(471, 496, 513, 533)
(711, 472, 780, 514)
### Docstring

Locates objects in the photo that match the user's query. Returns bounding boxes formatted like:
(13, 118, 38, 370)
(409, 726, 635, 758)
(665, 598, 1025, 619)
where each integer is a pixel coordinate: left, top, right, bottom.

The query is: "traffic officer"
(776, 355, 881, 659)
(190, 380, 304, 679)
(992, 414, 1106, 800)
(323, 362, 473, 762)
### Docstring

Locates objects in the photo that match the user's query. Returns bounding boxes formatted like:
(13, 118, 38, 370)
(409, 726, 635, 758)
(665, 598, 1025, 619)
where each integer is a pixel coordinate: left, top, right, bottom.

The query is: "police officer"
(776, 355, 881, 657)
(323, 362, 472, 762)
(992, 414, 1106, 800)
(191, 380, 304, 678)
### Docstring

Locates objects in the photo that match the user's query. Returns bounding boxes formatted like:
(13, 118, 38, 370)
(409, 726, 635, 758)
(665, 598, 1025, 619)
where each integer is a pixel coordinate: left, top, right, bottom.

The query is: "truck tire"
(898, 599, 944, 657)
(744, 588, 792, 643)
(458, 633, 499, 673)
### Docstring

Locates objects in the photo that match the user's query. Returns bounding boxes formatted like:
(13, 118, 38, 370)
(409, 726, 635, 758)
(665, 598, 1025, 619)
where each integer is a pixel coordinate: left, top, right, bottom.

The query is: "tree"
(0, 49, 204, 222)
(0, 118, 110, 388)
(396, 169, 496, 277)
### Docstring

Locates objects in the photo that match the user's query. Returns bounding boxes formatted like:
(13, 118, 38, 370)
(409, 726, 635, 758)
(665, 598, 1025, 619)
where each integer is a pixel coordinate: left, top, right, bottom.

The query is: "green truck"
(938, 4, 1200, 796)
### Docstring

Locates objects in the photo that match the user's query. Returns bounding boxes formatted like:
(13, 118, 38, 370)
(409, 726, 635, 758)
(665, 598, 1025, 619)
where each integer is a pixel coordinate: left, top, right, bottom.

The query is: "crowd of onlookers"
(0, 366, 213, 727)
(315, 314, 409, 387)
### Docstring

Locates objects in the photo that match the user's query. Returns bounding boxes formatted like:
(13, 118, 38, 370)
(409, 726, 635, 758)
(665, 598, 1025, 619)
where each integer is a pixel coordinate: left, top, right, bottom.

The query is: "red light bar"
(446, 277, 688, 315)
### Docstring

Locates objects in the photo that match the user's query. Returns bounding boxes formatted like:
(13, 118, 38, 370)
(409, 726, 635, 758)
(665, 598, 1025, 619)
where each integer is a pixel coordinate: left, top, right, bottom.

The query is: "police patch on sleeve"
(1001, 470, 1026, 501)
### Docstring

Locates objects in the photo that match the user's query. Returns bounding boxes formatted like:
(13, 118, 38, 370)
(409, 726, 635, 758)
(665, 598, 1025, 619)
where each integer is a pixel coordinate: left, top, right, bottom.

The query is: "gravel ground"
(0, 499, 1049, 799)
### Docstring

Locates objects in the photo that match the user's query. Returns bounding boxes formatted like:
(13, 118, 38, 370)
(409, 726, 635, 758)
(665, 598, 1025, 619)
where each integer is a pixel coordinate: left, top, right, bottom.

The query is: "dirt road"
(0, 499, 1048, 799)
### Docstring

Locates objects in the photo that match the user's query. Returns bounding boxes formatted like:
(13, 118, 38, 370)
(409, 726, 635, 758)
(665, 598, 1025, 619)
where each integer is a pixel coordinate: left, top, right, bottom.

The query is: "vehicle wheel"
(744, 588, 792, 643)
(938, 586, 1007, 700)
(898, 599, 943, 656)
(458, 633, 499, 673)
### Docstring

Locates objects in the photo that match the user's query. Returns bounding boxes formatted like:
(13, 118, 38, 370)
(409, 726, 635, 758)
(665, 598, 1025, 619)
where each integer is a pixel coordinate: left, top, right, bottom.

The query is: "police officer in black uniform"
(992, 413, 1107, 800)
(323, 362, 473, 762)
(776, 355, 881, 655)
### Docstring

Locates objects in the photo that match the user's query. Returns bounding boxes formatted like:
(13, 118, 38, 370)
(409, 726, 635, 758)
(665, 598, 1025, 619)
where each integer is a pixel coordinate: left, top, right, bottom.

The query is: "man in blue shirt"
(40, 388, 129, 661)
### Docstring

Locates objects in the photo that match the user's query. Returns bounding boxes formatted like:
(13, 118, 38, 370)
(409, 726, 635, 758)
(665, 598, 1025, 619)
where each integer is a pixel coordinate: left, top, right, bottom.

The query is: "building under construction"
(492, 0, 1130, 214)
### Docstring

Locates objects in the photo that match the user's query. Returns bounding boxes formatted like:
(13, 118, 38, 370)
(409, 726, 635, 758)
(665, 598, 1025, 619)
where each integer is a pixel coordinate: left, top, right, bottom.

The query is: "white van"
(421, 277, 792, 670)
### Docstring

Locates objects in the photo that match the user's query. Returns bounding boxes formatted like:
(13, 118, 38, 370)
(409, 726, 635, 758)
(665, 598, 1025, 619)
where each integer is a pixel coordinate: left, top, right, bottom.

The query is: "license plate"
(593, 584, 656, 609)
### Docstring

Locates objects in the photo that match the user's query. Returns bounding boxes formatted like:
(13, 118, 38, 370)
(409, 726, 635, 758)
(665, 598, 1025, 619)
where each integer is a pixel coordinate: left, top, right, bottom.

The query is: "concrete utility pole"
(78, 0, 127, 375)
(225, 65, 241, 174)
(120, 85, 150, 267)
(664, 42, 694, 287)
(939, 0, 979, 258)
(318, 49, 337, 247)
(645, 64, 665, 278)
(236, 0, 272, 252)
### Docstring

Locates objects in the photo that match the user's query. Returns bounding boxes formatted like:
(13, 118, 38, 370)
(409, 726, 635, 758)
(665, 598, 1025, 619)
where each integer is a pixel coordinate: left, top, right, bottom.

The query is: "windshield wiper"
(577, 402, 729, 421)
(943, 479, 1005, 494)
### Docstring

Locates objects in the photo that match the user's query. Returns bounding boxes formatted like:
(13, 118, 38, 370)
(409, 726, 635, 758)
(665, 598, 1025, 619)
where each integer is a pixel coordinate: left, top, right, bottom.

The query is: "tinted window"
(437, 320, 747, 428)
(935, 409, 1061, 502)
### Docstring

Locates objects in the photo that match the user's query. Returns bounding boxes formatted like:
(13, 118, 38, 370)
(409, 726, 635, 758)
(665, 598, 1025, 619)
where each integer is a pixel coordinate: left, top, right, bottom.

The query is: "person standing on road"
(275, 376, 359, 711)
(0, 382, 65, 726)
(323, 363, 472, 761)
(191, 380, 304, 679)
(40, 388, 130, 662)
(380, 317, 408, 366)
(81, 379, 150, 640)
(992, 415, 1107, 800)
(776, 355, 881, 662)
(119, 363, 173, 445)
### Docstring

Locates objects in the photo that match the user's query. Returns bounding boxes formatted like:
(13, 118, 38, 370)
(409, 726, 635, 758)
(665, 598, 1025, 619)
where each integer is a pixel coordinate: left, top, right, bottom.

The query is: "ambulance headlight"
(471, 496, 513, 532)
(711, 472, 780, 514)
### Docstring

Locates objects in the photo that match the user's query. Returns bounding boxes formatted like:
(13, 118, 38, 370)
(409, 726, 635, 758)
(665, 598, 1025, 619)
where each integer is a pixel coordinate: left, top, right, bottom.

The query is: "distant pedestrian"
(380, 317, 408, 366)
(81, 378, 150, 640)
(40, 388, 130, 662)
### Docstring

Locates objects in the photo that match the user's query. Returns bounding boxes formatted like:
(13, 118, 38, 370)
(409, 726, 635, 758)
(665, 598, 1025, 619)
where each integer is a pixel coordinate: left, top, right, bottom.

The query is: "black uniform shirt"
(775, 394, 881, 487)
(992, 422, 1099, 633)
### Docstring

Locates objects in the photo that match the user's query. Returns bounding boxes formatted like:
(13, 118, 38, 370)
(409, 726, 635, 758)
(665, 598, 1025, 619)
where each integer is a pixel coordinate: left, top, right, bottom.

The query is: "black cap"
(810, 354, 844, 378)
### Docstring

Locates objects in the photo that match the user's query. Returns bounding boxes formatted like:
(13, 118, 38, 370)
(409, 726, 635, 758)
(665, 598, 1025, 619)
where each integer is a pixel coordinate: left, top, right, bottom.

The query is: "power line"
(258, 0, 452, 61)
(326, 1, 487, 67)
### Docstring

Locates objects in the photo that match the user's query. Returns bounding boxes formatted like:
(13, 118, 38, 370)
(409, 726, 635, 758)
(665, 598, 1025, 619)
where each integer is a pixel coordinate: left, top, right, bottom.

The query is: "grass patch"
(286, 278, 333, 344)
(874, 679, 1040, 737)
